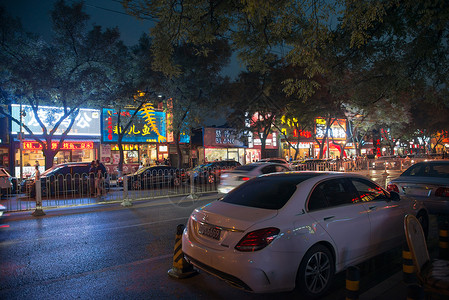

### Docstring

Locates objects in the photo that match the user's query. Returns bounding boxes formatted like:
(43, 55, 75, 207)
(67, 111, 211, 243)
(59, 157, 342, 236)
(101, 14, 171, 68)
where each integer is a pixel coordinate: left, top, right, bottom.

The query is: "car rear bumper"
(182, 227, 298, 293)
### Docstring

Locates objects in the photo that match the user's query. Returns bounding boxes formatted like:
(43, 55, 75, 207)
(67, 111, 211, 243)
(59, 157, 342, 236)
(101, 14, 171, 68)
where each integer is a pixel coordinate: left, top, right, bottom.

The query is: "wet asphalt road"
(0, 170, 424, 300)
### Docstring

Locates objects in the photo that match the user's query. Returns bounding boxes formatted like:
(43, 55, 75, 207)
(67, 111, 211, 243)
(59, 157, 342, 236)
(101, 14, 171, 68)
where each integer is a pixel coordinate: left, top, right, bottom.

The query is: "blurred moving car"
(258, 157, 290, 168)
(371, 155, 401, 170)
(118, 165, 186, 190)
(387, 160, 449, 214)
(183, 172, 428, 297)
(218, 162, 290, 193)
(26, 162, 109, 197)
(189, 160, 241, 184)
(0, 167, 14, 198)
(0, 203, 5, 218)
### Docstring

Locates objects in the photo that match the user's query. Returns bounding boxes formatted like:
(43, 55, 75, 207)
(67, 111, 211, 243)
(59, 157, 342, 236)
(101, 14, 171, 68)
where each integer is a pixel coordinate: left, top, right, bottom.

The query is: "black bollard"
(439, 220, 449, 260)
(402, 243, 416, 284)
(346, 266, 360, 300)
(167, 224, 197, 279)
(406, 284, 425, 300)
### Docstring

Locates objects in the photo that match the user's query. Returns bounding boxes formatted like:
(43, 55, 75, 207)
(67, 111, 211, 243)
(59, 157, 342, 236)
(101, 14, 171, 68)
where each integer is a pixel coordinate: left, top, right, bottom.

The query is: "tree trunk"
(42, 148, 56, 169)
(118, 135, 124, 177)
(175, 131, 183, 169)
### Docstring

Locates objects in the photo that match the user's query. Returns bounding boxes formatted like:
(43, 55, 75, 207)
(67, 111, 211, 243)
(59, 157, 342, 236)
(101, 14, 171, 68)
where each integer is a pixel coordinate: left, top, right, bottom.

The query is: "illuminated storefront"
(198, 128, 247, 164)
(10, 104, 101, 178)
(314, 118, 348, 159)
(101, 105, 177, 174)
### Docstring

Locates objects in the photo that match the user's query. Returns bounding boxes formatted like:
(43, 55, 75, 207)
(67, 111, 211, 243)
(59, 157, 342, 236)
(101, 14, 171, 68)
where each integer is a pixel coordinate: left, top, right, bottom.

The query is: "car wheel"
(297, 244, 335, 298)
(416, 211, 429, 240)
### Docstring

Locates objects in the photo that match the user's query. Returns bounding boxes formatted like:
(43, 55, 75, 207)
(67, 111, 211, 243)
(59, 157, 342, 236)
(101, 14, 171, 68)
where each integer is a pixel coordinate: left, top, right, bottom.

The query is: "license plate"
(404, 187, 431, 197)
(198, 223, 221, 240)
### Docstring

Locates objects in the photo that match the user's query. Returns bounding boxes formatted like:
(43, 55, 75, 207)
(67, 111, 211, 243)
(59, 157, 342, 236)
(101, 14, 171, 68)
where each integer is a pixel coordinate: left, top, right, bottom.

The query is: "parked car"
(118, 165, 186, 190)
(189, 160, 241, 184)
(218, 162, 290, 194)
(27, 162, 109, 197)
(0, 167, 14, 198)
(387, 160, 449, 215)
(182, 172, 428, 297)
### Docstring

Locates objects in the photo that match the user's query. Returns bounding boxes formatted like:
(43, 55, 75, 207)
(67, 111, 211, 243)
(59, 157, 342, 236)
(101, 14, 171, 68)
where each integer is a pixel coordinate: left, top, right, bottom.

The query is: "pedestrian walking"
(34, 165, 40, 180)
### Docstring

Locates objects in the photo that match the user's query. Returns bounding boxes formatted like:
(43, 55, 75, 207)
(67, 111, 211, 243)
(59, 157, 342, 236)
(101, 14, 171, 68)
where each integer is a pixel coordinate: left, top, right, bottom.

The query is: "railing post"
(32, 180, 45, 216)
(121, 175, 132, 207)
(188, 172, 198, 199)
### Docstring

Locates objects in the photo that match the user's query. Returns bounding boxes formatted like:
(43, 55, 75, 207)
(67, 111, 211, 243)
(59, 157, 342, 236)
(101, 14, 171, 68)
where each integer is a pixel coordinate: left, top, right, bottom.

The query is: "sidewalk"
(360, 271, 406, 300)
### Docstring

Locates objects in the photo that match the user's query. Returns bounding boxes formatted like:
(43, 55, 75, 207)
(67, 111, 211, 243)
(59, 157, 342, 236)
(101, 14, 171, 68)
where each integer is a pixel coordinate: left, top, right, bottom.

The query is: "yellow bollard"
(403, 243, 416, 284)
(346, 266, 360, 300)
(439, 221, 449, 260)
(168, 224, 197, 279)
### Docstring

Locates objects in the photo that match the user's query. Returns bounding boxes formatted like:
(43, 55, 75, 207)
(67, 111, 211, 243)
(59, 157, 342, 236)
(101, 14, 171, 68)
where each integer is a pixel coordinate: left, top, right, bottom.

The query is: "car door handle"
(369, 206, 377, 210)
(324, 216, 335, 221)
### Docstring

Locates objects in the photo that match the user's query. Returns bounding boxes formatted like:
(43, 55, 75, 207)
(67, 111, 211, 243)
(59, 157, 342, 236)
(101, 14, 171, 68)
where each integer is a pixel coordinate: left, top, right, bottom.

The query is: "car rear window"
(221, 175, 317, 209)
(402, 163, 449, 178)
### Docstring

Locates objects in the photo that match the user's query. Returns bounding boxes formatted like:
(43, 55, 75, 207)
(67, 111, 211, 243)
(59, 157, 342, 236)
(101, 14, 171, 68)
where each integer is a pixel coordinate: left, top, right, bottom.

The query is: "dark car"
(0, 167, 14, 198)
(387, 160, 449, 214)
(189, 160, 241, 184)
(27, 162, 109, 197)
(119, 165, 186, 190)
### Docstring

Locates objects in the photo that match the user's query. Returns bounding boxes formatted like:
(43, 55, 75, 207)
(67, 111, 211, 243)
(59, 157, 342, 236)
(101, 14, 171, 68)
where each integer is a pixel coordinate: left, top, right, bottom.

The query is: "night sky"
(0, 0, 152, 45)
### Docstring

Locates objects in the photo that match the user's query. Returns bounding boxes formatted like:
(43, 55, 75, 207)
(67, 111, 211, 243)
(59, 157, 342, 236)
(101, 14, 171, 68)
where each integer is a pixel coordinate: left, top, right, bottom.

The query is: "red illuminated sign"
(23, 141, 94, 150)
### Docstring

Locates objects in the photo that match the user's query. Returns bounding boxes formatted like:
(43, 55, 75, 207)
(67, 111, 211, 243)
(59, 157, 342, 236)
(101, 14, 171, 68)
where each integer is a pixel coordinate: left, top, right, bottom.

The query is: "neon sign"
(23, 141, 94, 150)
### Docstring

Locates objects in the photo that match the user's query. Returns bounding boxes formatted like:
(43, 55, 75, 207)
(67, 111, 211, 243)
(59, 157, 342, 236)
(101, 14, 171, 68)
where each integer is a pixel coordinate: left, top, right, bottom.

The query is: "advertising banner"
(11, 104, 100, 136)
(203, 128, 246, 147)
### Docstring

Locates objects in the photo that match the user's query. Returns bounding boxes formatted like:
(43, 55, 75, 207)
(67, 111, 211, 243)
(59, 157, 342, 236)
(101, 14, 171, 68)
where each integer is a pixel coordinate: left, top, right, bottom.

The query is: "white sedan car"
(218, 162, 290, 194)
(182, 172, 428, 297)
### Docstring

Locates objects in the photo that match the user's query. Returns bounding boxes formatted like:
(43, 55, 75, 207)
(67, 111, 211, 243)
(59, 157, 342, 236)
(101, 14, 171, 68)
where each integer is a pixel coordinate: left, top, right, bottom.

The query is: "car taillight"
(235, 227, 280, 252)
(239, 176, 250, 181)
(387, 184, 399, 193)
(435, 187, 449, 197)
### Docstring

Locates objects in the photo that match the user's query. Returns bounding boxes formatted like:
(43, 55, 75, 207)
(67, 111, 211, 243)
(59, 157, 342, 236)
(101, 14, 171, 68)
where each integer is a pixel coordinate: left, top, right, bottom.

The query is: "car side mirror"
(389, 191, 400, 202)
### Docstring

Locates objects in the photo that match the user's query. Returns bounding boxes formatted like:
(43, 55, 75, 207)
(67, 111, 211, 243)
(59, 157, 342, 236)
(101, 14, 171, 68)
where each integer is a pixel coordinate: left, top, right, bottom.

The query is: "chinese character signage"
(102, 104, 167, 143)
(11, 104, 100, 136)
(22, 141, 94, 150)
(203, 128, 246, 147)
(315, 118, 347, 140)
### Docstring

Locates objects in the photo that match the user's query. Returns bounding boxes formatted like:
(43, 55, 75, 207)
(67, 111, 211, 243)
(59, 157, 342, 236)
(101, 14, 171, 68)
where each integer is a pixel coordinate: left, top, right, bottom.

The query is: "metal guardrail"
(0, 157, 444, 213)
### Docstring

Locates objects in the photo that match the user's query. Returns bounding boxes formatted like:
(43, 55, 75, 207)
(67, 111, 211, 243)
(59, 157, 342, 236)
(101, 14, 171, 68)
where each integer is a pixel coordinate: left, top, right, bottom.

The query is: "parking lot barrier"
(31, 180, 45, 217)
(346, 266, 360, 300)
(402, 242, 416, 284)
(439, 221, 449, 260)
(168, 224, 197, 279)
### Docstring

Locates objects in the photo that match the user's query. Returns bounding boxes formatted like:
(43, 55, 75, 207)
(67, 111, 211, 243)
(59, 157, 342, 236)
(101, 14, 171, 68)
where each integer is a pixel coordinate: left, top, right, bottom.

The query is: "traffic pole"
(168, 224, 197, 279)
(402, 243, 416, 284)
(439, 220, 449, 260)
(32, 180, 45, 216)
(346, 266, 360, 300)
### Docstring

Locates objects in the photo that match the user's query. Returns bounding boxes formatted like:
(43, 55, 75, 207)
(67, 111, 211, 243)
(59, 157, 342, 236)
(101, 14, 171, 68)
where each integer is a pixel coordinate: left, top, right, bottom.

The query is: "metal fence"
(0, 157, 440, 213)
